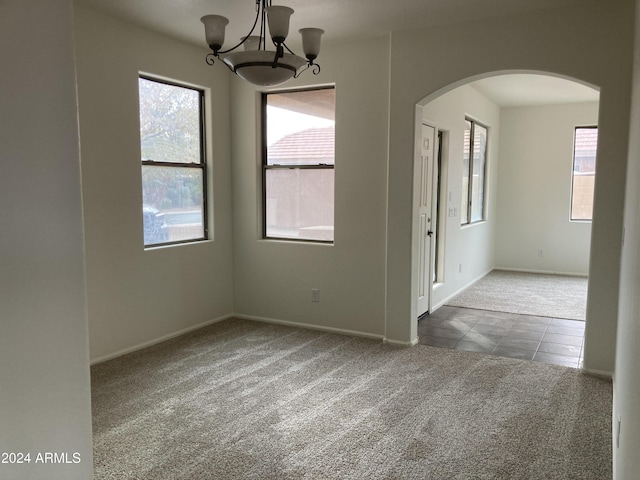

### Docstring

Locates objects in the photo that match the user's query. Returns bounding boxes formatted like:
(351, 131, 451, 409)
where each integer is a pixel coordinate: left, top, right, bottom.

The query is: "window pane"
(267, 127, 335, 166)
(571, 127, 597, 221)
(266, 89, 335, 166)
(471, 123, 487, 223)
(264, 88, 335, 242)
(139, 77, 201, 164)
(142, 165, 204, 245)
(461, 120, 471, 224)
(265, 169, 334, 241)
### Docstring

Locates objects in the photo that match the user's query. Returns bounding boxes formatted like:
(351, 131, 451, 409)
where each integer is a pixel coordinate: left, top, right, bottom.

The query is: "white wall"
(0, 1, 94, 478)
(613, 1, 640, 477)
(74, 6, 234, 362)
(496, 102, 598, 275)
(231, 37, 390, 339)
(421, 85, 500, 308)
(72, 0, 633, 371)
(386, 0, 633, 372)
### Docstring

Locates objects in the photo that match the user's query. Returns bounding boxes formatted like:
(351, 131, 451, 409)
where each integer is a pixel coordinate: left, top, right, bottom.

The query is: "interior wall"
(386, 0, 633, 372)
(0, 1, 94, 478)
(74, 6, 234, 362)
(613, 0, 640, 477)
(231, 36, 390, 339)
(421, 85, 501, 309)
(496, 101, 599, 275)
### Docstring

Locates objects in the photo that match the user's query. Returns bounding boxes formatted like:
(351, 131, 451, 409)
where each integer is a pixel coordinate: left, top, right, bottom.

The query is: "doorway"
(413, 73, 599, 365)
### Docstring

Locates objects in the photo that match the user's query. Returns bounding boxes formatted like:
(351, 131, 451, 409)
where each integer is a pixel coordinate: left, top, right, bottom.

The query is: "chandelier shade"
(200, 0, 323, 87)
(222, 51, 307, 86)
(264, 6, 294, 43)
(299, 28, 324, 59)
(201, 15, 229, 51)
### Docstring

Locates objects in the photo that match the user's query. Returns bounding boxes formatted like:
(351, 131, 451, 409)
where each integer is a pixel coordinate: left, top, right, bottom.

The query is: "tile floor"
(418, 306, 585, 368)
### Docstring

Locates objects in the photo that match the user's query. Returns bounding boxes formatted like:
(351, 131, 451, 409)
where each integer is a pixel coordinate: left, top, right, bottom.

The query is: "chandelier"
(201, 0, 324, 87)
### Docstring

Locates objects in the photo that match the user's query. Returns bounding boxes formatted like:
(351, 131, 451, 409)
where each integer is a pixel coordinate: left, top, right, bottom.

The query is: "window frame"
(461, 117, 488, 226)
(139, 75, 209, 248)
(570, 125, 598, 222)
(261, 86, 336, 244)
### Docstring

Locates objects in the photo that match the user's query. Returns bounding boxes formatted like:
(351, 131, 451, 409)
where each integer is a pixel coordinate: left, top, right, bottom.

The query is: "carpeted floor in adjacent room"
(91, 318, 611, 479)
(446, 270, 588, 321)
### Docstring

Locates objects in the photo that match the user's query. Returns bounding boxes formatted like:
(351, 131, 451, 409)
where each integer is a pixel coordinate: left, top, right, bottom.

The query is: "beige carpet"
(446, 270, 588, 320)
(92, 318, 611, 479)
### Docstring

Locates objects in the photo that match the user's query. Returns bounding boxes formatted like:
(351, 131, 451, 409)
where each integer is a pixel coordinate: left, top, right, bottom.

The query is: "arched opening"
(412, 71, 600, 367)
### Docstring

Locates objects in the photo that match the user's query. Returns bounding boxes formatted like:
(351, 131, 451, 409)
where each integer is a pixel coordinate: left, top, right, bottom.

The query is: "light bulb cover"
(299, 28, 324, 60)
(201, 15, 229, 50)
(242, 36, 261, 51)
(265, 6, 294, 43)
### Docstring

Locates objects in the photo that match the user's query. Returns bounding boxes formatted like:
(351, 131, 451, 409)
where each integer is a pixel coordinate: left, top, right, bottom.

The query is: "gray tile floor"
(418, 306, 585, 368)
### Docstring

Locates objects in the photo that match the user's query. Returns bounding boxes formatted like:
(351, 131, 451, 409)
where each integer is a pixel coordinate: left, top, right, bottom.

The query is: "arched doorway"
(412, 72, 600, 367)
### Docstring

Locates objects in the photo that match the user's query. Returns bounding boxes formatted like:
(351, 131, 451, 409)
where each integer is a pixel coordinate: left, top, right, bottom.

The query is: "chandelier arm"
(283, 42, 296, 56)
(216, 1, 263, 55)
(293, 63, 310, 79)
(271, 47, 282, 68)
(205, 52, 217, 65)
(293, 61, 321, 79)
(221, 60, 236, 74)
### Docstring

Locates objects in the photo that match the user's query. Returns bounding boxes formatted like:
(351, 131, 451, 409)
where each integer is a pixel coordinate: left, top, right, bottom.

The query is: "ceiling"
(75, 0, 598, 107)
(76, 0, 587, 49)
(470, 74, 599, 107)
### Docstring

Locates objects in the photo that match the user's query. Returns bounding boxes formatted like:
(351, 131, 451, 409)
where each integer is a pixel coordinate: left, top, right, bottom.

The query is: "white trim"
(90, 314, 234, 365)
(495, 267, 588, 278)
(433, 267, 493, 310)
(235, 313, 385, 341)
(580, 367, 613, 379)
(384, 337, 420, 347)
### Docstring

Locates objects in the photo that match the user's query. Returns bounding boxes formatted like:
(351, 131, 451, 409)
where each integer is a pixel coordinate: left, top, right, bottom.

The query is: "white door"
(417, 124, 436, 317)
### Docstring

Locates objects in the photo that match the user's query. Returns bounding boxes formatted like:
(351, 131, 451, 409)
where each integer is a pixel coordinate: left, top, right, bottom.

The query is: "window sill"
(461, 219, 487, 229)
(261, 237, 334, 247)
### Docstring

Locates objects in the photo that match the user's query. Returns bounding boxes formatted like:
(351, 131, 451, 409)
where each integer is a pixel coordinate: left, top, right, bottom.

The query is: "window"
(571, 126, 598, 221)
(138, 76, 207, 247)
(461, 118, 488, 225)
(263, 87, 335, 242)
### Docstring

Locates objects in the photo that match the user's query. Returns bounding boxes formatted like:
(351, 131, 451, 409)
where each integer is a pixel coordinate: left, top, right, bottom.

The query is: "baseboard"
(436, 268, 493, 309)
(430, 299, 448, 312)
(90, 313, 234, 365)
(580, 367, 613, 379)
(383, 337, 420, 347)
(496, 267, 588, 278)
(235, 313, 385, 342)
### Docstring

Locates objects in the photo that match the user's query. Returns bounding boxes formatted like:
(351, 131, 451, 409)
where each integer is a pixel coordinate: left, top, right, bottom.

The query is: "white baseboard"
(496, 267, 588, 278)
(580, 367, 613, 379)
(434, 267, 493, 310)
(384, 337, 420, 347)
(234, 313, 385, 342)
(90, 313, 234, 365)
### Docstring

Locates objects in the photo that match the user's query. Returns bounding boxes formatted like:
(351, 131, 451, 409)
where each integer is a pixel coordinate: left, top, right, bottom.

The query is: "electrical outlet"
(311, 289, 320, 303)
